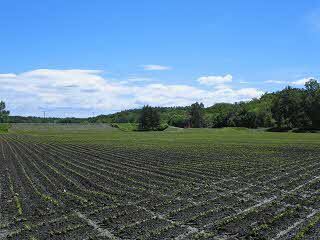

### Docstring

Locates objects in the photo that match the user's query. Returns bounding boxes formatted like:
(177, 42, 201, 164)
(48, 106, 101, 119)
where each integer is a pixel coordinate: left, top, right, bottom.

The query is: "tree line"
(135, 79, 320, 130)
(2, 79, 320, 131)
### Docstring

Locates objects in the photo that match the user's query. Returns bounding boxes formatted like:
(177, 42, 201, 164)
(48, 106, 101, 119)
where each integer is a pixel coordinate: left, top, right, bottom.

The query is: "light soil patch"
(75, 211, 119, 240)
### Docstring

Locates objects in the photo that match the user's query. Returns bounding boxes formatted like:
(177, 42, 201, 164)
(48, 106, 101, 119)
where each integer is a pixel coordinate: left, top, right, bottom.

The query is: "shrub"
(0, 123, 10, 133)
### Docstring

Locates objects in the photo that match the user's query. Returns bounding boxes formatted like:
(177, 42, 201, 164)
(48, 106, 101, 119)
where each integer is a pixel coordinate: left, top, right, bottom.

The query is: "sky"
(1, 0, 320, 117)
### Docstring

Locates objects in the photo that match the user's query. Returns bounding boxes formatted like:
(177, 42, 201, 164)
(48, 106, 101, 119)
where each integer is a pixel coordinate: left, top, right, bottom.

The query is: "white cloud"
(142, 65, 171, 71)
(0, 73, 17, 78)
(264, 80, 286, 84)
(0, 69, 264, 117)
(291, 77, 314, 86)
(264, 78, 316, 86)
(198, 74, 233, 86)
(235, 88, 264, 99)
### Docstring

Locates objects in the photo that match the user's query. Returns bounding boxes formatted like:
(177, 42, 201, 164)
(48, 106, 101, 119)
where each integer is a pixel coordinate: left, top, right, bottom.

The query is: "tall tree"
(304, 79, 320, 128)
(150, 107, 160, 129)
(0, 101, 9, 123)
(271, 87, 306, 128)
(139, 105, 160, 130)
(189, 102, 204, 128)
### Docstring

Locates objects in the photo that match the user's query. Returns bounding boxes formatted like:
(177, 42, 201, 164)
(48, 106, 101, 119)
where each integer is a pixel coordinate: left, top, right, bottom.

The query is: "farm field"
(0, 124, 320, 239)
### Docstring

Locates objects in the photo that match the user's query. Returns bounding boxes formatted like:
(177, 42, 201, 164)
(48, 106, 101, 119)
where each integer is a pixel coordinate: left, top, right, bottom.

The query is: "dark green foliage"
(189, 102, 204, 128)
(271, 87, 308, 128)
(168, 114, 188, 128)
(139, 105, 161, 130)
(237, 110, 258, 128)
(96, 111, 138, 123)
(0, 123, 10, 132)
(0, 101, 9, 123)
(304, 79, 320, 128)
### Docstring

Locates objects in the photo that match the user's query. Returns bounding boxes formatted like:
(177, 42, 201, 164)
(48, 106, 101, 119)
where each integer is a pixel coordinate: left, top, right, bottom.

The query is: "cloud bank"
(291, 77, 315, 86)
(1, 69, 264, 117)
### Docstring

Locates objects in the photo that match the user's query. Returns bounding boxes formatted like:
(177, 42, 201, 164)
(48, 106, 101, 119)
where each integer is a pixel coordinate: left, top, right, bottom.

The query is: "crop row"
(0, 134, 319, 239)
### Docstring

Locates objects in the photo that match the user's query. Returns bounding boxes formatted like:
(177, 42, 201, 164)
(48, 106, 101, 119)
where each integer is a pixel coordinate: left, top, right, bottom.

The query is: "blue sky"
(1, 1, 320, 117)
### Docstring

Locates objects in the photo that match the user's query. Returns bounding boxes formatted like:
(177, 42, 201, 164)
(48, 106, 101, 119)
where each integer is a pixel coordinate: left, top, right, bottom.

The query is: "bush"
(168, 115, 188, 128)
(0, 123, 10, 133)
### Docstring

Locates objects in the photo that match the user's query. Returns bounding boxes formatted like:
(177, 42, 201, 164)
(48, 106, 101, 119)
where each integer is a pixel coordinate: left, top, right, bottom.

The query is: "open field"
(1, 124, 320, 239)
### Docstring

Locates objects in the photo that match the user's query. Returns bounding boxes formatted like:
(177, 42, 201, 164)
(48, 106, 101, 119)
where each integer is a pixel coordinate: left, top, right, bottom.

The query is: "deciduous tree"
(189, 102, 204, 128)
(0, 101, 9, 123)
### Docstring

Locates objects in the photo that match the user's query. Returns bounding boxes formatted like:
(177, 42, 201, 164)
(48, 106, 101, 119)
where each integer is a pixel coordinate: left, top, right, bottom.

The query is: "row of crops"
(0, 134, 319, 239)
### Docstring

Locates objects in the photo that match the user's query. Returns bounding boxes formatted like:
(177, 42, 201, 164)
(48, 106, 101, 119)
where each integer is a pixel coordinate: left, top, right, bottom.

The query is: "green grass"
(111, 123, 139, 131)
(9, 124, 320, 151)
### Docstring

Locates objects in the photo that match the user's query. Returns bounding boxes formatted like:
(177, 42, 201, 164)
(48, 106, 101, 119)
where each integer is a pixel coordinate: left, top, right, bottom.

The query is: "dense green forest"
(90, 79, 320, 130)
(2, 79, 319, 131)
